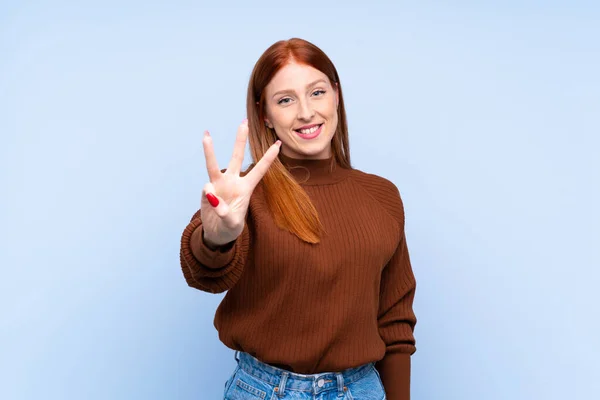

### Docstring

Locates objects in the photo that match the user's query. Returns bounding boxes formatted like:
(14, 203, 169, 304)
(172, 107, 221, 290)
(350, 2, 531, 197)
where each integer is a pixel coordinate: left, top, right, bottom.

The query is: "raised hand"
(200, 119, 281, 247)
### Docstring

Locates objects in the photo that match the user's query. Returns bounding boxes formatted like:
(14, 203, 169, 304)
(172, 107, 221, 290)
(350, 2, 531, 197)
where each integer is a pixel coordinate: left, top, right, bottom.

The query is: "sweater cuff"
(181, 218, 238, 271)
(375, 352, 411, 400)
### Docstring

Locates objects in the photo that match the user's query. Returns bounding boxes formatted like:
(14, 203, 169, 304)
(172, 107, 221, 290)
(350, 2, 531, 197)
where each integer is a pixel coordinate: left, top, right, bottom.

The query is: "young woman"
(179, 38, 417, 400)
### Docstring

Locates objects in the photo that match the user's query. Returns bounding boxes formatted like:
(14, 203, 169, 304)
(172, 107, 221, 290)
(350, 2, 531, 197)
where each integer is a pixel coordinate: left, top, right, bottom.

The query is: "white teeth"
(298, 125, 320, 134)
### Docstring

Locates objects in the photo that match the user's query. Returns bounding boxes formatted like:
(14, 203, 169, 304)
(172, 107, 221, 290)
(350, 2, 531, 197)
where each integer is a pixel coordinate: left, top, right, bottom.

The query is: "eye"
(312, 90, 326, 96)
(277, 97, 292, 105)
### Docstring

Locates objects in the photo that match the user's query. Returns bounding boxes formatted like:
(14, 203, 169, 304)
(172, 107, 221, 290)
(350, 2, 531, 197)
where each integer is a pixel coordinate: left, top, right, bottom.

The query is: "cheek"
(266, 107, 287, 127)
(277, 111, 298, 129)
(326, 98, 338, 115)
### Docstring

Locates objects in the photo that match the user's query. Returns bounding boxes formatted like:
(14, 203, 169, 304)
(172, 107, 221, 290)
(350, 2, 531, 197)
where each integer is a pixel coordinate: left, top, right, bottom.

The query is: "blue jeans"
(223, 350, 387, 399)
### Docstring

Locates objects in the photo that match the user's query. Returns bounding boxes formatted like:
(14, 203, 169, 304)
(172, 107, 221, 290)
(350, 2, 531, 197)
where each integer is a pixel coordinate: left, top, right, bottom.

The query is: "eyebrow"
(271, 78, 328, 98)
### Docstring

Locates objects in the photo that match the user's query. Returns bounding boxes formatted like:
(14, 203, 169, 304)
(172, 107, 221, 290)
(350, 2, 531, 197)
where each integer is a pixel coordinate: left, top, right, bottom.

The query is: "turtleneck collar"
(278, 152, 351, 185)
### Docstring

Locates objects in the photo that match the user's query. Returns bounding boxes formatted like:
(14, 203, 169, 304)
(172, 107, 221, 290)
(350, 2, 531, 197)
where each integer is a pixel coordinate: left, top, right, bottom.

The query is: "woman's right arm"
(178, 119, 281, 293)
(179, 208, 251, 293)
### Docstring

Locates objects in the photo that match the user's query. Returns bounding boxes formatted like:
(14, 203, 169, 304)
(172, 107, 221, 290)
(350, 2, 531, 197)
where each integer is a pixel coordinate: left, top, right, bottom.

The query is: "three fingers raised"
(202, 121, 282, 190)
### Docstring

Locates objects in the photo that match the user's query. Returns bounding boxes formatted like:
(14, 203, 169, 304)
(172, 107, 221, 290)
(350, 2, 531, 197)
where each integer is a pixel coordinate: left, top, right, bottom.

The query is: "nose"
(297, 99, 315, 121)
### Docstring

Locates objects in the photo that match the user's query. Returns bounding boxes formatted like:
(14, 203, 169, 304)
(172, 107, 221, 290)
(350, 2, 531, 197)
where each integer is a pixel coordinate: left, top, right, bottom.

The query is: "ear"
(334, 82, 340, 108)
(264, 118, 274, 129)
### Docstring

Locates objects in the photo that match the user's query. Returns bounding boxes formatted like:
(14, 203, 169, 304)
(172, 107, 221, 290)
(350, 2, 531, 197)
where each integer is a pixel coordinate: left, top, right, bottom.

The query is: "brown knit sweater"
(179, 152, 417, 399)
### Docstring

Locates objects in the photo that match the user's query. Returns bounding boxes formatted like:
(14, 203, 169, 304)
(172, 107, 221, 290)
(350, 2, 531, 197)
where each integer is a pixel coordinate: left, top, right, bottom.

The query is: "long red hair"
(246, 38, 352, 244)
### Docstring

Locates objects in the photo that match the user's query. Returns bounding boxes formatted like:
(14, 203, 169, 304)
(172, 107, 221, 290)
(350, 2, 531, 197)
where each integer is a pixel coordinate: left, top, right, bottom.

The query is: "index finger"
(244, 140, 282, 189)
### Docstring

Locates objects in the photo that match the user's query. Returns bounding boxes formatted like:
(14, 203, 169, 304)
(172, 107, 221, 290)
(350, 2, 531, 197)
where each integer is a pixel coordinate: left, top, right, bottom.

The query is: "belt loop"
(276, 371, 289, 397)
(234, 350, 240, 363)
(336, 373, 345, 397)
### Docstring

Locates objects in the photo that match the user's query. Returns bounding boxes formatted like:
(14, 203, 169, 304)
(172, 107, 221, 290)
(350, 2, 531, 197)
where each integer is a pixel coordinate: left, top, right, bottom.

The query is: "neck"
(278, 152, 351, 185)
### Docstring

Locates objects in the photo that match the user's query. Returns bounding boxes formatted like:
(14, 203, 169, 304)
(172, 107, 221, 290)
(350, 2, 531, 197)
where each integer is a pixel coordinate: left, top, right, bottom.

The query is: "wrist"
(202, 229, 235, 251)
(202, 231, 222, 250)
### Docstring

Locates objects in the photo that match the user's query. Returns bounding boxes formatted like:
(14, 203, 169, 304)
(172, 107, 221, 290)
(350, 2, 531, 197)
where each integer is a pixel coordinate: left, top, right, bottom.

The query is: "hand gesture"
(200, 119, 281, 247)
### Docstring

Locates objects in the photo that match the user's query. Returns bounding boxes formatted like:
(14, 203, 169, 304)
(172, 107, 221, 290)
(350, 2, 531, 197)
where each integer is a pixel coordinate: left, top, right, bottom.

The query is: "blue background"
(1, 1, 598, 399)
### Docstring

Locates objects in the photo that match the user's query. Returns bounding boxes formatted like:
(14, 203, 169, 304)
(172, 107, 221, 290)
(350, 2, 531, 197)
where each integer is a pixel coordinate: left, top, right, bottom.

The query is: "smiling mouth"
(295, 124, 323, 135)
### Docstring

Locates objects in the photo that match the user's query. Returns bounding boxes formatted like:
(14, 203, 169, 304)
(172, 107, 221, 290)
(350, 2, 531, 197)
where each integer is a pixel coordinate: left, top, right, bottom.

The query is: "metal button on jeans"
(317, 379, 324, 387)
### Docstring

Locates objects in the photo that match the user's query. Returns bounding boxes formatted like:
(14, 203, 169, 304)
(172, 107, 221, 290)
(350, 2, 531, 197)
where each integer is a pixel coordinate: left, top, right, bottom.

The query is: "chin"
(295, 146, 331, 159)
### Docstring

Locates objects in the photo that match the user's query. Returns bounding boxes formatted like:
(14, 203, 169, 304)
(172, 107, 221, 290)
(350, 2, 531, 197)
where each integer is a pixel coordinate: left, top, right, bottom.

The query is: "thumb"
(203, 182, 230, 218)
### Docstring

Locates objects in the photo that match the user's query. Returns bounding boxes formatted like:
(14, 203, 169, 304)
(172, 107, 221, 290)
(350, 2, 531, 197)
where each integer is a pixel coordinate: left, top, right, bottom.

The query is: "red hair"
(246, 38, 351, 244)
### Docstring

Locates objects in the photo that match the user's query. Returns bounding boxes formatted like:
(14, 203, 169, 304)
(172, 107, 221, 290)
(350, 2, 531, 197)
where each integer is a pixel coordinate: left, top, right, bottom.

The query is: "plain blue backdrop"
(1, 1, 598, 399)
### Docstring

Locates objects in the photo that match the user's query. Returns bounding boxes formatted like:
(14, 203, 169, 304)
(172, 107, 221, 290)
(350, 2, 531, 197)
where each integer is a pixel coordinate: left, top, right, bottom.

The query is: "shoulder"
(349, 168, 406, 226)
(349, 168, 403, 203)
(350, 169, 400, 196)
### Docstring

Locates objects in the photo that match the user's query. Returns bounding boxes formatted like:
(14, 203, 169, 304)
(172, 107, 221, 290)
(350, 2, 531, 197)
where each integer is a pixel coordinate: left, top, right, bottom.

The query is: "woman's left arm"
(375, 191, 417, 400)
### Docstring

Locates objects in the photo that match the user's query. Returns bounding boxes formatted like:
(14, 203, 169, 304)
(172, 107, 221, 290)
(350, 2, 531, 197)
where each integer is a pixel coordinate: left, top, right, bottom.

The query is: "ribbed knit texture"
(179, 153, 417, 400)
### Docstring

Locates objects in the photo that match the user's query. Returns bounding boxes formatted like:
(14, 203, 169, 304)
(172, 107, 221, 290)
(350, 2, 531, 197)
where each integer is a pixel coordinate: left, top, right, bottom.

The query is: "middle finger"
(226, 119, 249, 175)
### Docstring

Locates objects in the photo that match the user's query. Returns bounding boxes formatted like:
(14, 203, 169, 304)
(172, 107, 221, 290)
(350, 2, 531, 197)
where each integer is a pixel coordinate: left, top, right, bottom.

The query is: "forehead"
(266, 62, 330, 93)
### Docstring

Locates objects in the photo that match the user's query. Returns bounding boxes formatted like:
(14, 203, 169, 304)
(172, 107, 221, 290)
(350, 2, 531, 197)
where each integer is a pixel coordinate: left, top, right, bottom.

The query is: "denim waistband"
(234, 350, 375, 395)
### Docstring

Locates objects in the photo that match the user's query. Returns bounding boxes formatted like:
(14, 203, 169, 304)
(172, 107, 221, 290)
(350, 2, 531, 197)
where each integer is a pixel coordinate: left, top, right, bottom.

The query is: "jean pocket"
(372, 366, 386, 394)
(224, 368, 272, 399)
(345, 364, 386, 400)
(224, 365, 240, 396)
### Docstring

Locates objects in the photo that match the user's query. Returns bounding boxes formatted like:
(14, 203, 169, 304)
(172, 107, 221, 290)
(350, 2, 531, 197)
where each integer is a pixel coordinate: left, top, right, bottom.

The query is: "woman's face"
(263, 61, 339, 160)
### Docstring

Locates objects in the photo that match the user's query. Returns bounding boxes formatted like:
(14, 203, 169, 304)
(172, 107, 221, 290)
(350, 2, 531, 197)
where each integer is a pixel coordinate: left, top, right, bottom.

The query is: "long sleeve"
(179, 209, 251, 294)
(374, 200, 417, 400)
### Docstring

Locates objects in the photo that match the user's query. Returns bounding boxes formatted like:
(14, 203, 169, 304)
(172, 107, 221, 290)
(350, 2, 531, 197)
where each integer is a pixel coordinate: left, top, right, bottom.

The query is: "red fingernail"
(206, 193, 219, 207)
